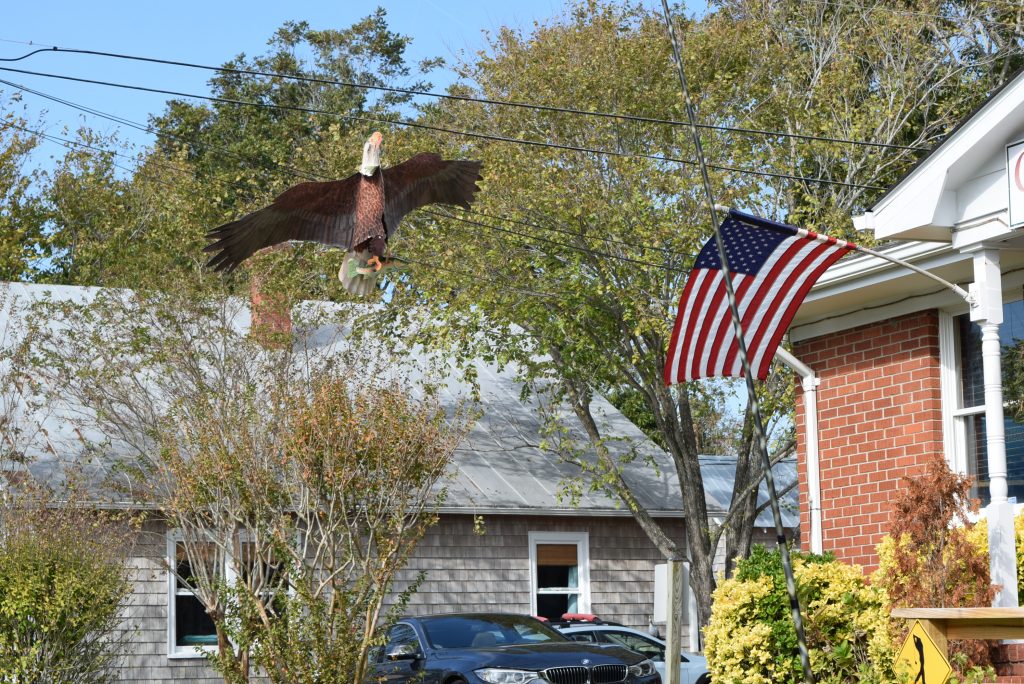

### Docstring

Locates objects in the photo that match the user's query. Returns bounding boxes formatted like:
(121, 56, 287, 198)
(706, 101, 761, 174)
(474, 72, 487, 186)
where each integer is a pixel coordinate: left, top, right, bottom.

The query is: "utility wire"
(2, 117, 687, 277)
(1, 77, 693, 264)
(0, 44, 930, 152)
(0, 64, 886, 191)
(661, 2, 813, 683)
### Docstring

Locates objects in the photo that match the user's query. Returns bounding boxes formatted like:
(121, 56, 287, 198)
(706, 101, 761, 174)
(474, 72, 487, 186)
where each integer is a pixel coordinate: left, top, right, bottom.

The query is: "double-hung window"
(528, 531, 590, 621)
(167, 537, 219, 658)
(949, 298, 1024, 504)
(167, 532, 286, 658)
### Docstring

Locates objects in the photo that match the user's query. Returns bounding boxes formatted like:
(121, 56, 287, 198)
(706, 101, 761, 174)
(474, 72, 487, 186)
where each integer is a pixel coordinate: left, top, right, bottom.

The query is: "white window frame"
(166, 531, 226, 659)
(941, 301, 1024, 512)
(167, 530, 291, 659)
(528, 531, 590, 618)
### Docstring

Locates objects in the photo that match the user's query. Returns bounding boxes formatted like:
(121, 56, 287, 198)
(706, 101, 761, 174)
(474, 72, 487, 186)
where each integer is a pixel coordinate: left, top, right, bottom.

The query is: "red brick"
(794, 310, 942, 572)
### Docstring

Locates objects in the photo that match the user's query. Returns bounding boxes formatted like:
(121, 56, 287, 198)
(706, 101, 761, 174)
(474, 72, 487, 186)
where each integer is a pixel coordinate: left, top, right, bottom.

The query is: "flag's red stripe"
(751, 245, 852, 380)
(664, 270, 704, 385)
(703, 272, 757, 378)
(740, 240, 840, 376)
(687, 278, 727, 380)
(719, 237, 809, 374)
(678, 270, 719, 381)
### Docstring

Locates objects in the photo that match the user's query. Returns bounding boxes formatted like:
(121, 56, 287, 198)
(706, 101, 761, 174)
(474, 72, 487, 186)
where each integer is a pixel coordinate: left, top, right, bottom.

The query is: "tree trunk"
(722, 406, 761, 578)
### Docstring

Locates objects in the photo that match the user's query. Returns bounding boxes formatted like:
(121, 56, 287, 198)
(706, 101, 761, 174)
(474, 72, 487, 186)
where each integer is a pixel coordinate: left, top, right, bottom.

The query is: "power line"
(5, 119, 567, 300)
(2, 117, 687, 277)
(1, 77, 694, 263)
(1, 44, 930, 152)
(0, 64, 886, 191)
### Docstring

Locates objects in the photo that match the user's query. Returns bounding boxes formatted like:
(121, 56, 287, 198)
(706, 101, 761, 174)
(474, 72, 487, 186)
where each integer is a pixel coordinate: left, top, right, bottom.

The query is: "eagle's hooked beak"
(359, 131, 383, 176)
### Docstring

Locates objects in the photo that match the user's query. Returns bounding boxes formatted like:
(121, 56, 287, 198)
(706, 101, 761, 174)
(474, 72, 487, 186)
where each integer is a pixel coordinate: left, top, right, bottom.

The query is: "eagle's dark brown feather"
(381, 153, 483, 236)
(204, 151, 482, 273)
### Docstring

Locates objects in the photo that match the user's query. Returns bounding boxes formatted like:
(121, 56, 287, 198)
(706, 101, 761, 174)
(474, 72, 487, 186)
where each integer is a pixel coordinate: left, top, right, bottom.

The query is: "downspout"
(775, 347, 823, 554)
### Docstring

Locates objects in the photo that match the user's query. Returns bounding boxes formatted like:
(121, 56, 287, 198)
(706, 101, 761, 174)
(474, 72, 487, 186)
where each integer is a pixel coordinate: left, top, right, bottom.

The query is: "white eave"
(790, 240, 973, 341)
(855, 70, 1024, 242)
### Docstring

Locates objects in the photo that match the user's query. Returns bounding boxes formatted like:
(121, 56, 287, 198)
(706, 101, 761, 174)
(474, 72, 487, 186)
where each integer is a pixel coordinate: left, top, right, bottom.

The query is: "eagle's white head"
(359, 131, 383, 176)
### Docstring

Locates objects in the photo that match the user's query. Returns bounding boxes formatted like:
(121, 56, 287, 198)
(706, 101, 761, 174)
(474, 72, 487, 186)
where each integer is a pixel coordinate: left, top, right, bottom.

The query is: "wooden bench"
(893, 608, 1024, 644)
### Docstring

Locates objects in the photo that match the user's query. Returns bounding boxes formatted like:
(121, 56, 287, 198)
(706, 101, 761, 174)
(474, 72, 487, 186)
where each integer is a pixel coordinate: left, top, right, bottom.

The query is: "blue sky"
(1, 1, 695, 158)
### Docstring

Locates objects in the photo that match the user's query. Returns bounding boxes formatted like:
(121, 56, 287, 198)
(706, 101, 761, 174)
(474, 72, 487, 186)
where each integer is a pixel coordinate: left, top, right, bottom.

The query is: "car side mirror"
(385, 643, 420, 661)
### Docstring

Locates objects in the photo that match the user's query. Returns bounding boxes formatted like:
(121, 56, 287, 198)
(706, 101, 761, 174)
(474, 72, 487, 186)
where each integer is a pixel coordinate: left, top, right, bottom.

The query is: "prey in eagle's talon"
(204, 131, 483, 297)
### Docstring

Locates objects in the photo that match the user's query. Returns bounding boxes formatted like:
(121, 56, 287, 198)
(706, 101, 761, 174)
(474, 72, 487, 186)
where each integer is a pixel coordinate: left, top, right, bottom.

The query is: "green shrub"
(0, 504, 132, 683)
(705, 546, 897, 684)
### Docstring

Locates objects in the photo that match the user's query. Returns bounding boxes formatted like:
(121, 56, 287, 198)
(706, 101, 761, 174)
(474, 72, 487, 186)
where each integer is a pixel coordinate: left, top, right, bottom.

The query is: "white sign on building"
(1007, 138, 1024, 228)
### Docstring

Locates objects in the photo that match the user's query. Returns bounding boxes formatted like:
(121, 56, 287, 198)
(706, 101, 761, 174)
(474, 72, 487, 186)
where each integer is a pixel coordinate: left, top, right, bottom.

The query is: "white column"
(971, 248, 1018, 607)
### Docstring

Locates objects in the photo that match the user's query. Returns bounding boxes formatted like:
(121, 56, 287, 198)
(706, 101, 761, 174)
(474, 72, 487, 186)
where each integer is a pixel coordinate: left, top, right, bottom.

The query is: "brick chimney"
(248, 244, 292, 347)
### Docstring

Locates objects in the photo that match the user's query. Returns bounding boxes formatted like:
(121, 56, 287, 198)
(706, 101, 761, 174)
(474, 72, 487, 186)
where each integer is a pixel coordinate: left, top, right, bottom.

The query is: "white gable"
(855, 72, 1024, 244)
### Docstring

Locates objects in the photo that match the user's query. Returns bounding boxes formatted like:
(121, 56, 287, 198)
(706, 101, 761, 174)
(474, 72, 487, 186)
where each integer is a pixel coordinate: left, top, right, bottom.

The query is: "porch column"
(971, 248, 1019, 607)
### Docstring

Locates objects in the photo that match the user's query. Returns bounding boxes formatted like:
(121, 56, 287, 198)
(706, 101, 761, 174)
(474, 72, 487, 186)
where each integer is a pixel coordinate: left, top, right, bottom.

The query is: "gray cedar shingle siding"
(396, 514, 686, 630)
(112, 514, 685, 681)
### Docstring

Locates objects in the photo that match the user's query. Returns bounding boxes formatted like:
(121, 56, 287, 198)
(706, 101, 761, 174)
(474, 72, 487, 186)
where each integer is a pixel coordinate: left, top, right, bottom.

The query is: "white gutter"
(775, 347, 823, 554)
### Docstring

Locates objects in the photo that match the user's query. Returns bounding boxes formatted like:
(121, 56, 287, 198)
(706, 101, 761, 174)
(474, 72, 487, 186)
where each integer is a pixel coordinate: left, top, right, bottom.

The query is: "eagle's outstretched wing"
(204, 174, 362, 272)
(382, 154, 483, 237)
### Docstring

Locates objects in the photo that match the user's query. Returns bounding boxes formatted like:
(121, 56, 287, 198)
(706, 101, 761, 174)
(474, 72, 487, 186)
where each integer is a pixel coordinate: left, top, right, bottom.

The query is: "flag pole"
(659, 3, 815, 683)
(853, 244, 974, 305)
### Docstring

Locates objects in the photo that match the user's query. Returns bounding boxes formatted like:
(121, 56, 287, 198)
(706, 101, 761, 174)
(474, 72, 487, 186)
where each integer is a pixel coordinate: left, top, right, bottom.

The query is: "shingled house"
(0, 281, 796, 682)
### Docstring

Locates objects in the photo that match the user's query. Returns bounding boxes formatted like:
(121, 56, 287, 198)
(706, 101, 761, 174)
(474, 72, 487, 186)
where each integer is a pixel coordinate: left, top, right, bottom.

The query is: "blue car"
(370, 613, 661, 684)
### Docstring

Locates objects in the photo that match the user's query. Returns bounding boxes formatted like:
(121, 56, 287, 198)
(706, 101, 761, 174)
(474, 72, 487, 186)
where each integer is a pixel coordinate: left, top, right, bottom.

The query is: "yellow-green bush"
(705, 546, 897, 684)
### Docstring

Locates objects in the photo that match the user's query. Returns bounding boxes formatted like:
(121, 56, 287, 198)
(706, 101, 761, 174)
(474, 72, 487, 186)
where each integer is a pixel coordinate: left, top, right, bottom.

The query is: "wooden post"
(664, 559, 684, 684)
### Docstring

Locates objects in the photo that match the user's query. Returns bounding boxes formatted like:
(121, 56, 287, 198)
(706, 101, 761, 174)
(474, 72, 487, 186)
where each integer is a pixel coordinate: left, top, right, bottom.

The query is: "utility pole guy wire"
(658, 3, 815, 683)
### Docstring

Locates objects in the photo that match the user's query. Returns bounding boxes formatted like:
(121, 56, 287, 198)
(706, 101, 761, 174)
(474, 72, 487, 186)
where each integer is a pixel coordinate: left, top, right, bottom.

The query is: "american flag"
(665, 210, 855, 384)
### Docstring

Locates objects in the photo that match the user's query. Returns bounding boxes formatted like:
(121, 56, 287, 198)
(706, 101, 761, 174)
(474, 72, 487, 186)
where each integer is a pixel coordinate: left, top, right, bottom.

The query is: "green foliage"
(705, 546, 897, 684)
(0, 501, 132, 683)
(0, 103, 46, 281)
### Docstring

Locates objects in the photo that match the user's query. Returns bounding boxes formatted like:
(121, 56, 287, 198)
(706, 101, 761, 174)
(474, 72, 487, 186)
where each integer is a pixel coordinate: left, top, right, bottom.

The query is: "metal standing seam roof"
(0, 281, 796, 522)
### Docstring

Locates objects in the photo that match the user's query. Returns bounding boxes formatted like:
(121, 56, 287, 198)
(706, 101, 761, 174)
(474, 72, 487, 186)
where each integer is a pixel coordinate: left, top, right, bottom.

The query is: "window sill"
(168, 647, 216, 660)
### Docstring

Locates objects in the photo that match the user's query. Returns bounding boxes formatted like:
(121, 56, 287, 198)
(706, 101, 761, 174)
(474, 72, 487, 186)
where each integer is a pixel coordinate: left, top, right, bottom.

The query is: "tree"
(0, 99, 46, 281)
(376, 0, 1024, 628)
(873, 456, 996, 674)
(20, 287, 468, 683)
(698, 0, 1024, 232)
(0, 485, 133, 683)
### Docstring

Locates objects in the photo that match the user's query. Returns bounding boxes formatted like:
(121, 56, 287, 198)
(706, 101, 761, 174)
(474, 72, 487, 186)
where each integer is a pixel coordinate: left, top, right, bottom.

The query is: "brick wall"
(794, 310, 944, 571)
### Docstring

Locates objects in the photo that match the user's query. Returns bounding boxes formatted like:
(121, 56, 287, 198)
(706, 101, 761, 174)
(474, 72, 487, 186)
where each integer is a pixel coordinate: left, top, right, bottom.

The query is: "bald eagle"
(204, 131, 483, 296)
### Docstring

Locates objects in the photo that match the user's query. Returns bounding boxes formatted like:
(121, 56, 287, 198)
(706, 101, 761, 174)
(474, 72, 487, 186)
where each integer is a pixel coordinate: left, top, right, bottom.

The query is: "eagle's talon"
(366, 256, 383, 272)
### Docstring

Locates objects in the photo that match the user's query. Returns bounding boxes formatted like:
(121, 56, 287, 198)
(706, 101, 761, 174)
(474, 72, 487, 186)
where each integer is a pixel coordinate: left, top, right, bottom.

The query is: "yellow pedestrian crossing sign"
(896, 620, 951, 684)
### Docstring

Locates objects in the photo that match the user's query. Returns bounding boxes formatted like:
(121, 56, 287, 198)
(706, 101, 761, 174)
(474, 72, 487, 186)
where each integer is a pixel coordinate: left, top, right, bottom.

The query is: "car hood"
(438, 642, 644, 668)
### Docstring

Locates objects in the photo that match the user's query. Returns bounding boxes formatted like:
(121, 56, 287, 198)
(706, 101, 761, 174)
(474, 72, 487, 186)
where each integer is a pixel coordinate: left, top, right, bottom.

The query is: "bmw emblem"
(581, 659, 591, 665)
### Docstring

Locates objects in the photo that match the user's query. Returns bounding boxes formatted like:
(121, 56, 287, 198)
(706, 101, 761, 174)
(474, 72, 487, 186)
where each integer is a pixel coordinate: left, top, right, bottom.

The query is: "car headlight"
(628, 659, 656, 678)
(474, 668, 543, 684)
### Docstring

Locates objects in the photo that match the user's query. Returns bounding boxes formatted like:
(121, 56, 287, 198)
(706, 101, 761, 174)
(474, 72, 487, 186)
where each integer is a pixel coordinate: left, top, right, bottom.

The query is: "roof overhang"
(855, 70, 1024, 242)
(791, 233, 1024, 341)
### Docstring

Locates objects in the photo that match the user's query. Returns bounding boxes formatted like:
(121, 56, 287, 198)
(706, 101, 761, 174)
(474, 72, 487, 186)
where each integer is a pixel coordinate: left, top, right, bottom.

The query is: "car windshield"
(420, 615, 568, 649)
